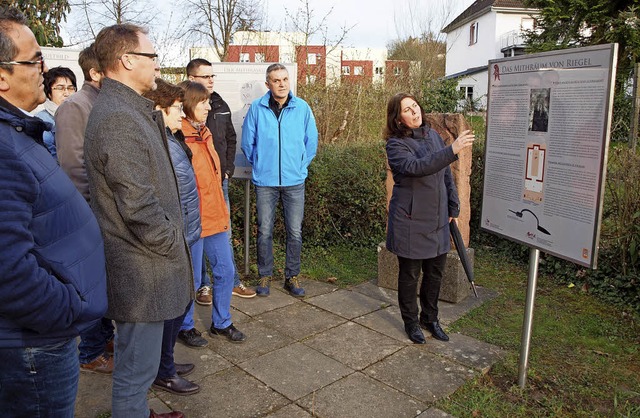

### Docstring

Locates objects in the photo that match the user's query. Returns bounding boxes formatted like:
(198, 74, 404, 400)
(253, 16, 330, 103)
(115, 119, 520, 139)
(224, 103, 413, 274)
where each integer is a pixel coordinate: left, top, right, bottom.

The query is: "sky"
(61, 0, 476, 63)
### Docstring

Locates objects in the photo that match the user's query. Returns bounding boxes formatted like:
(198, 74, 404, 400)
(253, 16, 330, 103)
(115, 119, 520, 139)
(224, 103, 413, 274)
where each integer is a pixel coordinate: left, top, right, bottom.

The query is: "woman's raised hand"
(451, 130, 475, 155)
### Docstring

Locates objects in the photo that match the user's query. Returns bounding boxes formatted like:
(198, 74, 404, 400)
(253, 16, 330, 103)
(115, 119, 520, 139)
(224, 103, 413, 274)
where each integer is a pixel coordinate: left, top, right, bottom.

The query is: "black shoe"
(404, 323, 426, 344)
(177, 328, 208, 348)
(175, 363, 195, 377)
(420, 320, 449, 342)
(152, 375, 200, 396)
(208, 323, 246, 343)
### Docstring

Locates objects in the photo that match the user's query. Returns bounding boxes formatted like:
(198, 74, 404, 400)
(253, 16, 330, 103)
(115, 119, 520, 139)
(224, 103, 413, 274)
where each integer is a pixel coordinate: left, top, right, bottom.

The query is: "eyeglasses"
(170, 104, 183, 112)
(191, 74, 216, 80)
(125, 51, 158, 61)
(0, 56, 45, 73)
(51, 85, 77, 93)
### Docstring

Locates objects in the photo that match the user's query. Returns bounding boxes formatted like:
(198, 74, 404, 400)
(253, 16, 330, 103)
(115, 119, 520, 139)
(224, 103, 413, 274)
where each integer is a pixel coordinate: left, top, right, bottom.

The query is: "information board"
(480, 44, 618, 268)
(211, 62, 297, 180)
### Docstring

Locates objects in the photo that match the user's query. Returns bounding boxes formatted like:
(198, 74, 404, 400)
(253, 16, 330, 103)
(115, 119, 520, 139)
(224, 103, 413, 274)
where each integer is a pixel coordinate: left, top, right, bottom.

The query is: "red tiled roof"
(442, 0, 528, 33)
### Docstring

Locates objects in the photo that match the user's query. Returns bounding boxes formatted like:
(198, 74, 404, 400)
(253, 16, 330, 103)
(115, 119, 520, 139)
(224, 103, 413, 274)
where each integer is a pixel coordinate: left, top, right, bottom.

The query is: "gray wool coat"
(386, 126, 460, 260)
(84, 78, 193, 322)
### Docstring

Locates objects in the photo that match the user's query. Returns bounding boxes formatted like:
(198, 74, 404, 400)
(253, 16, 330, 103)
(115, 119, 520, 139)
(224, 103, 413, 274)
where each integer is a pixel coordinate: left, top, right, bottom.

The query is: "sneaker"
(232, 282, 257, 298)
(284, 276, 305, 297)
(195, 286, 212, 306)
(255, 276, 271, 297)
(208, 323, 246, 343)
(80, 353, 113, 374)
(177, 328, 208, 348)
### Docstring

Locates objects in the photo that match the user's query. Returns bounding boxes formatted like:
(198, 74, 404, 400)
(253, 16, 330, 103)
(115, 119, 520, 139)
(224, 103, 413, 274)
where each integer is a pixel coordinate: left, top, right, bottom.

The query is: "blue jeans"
(181, 239, 203, 331)
(223, 178, 242, 287)
(112, 321, 163, 418)
(0, 338, 79, 417)
(255, 183, 305, 278)
(78, 317, 114, 364)
(204, 231, 235, 329)
(157, 301, 191, 379)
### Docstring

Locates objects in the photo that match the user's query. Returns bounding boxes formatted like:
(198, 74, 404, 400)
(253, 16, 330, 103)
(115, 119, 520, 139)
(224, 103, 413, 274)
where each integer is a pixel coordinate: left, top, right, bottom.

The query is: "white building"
(442, 0, 538, 110)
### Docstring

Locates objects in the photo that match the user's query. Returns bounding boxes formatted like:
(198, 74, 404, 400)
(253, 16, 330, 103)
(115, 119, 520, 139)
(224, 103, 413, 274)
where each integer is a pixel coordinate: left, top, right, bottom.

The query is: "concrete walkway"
(75, 279, 503, 418)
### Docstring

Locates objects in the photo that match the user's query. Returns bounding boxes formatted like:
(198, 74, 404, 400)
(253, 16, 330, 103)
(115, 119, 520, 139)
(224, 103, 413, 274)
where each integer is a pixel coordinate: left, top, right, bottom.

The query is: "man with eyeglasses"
(56, 43, 117, 376)
(84, 24, 191, 418)
(0, 6, 107, 417)
(186, 58, 256, 309)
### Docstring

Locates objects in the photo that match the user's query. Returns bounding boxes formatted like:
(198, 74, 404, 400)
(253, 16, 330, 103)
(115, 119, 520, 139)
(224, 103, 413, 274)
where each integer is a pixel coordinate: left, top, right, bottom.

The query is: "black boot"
(420, 320, 449, 342)
(404, 323, 426, 344)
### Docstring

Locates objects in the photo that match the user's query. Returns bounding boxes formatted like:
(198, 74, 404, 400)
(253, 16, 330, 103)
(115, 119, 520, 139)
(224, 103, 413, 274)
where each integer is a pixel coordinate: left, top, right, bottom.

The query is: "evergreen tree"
(4, 0, 71, 47)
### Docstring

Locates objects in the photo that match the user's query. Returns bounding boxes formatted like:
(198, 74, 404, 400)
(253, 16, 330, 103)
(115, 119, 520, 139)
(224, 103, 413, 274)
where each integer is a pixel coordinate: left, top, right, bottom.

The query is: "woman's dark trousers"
(397, 253, 447, 326)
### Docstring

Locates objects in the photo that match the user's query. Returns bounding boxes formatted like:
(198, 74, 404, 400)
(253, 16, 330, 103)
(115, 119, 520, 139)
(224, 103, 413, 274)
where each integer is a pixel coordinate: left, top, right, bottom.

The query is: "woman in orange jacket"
(178, 81, 246, 343)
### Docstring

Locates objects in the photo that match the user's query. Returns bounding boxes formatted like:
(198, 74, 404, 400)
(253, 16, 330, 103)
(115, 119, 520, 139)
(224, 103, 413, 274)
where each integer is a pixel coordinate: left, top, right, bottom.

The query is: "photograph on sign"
(480, 44, 618, 268)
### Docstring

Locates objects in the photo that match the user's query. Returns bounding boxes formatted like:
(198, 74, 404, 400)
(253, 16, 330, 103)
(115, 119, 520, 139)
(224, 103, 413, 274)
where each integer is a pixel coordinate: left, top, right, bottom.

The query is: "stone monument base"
(377, 242, 473, 303)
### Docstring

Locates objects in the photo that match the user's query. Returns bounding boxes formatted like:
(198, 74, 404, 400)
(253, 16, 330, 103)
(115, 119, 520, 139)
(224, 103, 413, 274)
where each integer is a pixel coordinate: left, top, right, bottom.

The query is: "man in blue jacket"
(241, 63, 318, 297)
(0, 7, 107, 416)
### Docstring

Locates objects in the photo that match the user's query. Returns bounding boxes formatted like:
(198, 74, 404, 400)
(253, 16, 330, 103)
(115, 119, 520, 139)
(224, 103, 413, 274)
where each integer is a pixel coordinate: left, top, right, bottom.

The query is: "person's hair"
(384, 92, 427, 140)
(179, 80, 209, 120)
(0, 7, 28, 74)
(143, 78, 183, 110)
(186, 58, 212, 76)
(94, 23, 147, 74)
(43, 67, 77, 100)
(265, 63, 287, 82)
(78, 43, 100, 81)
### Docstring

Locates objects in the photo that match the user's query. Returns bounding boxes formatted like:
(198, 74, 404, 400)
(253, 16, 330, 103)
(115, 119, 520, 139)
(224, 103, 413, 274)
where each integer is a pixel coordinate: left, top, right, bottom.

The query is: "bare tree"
(283, 0, 353, 53)
(185, 0, 262, 61)
(68, 0, 156, 45)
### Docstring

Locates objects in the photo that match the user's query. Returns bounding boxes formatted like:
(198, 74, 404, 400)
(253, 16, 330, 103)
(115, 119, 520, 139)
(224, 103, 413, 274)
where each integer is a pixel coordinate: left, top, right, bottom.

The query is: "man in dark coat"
(186, 58, 256, 303)
(84, 24, 192, 418)
(0, 7, 107, 416)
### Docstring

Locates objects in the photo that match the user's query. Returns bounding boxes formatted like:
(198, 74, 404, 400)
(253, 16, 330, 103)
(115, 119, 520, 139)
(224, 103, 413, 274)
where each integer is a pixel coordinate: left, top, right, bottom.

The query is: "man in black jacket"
(186, 58, 256, 301)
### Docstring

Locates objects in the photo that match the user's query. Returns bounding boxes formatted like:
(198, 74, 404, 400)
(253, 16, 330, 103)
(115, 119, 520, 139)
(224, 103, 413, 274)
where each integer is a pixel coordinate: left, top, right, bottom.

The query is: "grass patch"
(438, 247, 640, 417)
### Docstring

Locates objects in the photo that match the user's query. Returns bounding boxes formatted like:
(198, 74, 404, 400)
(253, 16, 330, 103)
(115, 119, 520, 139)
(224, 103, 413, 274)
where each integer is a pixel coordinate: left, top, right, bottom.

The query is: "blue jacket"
(165, 127, 202, 247)
(386, 126, 460, 260)
(0, 97, 107, 348)
(241, 91, 318, 187)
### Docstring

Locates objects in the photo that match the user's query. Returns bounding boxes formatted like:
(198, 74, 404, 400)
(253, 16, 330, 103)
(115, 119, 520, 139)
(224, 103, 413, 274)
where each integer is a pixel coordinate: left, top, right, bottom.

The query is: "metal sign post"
(518, 247, 540, 388)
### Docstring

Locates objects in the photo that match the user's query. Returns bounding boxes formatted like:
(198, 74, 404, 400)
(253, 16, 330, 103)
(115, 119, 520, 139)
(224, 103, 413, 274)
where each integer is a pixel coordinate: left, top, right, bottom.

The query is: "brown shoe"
(80, 353, 113, 374)
(105, 339, 114, 355)
(195, 286, 212, 306)
(232, 282, 256, 298)
(149, 409, 184, 418)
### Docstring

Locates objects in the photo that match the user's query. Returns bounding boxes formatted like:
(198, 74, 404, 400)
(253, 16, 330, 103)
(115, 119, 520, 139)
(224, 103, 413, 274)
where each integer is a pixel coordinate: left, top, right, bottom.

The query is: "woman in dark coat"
(384, 93, 475, 344)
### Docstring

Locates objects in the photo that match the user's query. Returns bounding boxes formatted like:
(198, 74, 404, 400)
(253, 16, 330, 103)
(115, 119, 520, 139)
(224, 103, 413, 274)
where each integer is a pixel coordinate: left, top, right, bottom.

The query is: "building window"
(393, 67, 401, 76)
(239, 53, 250, 63)
(375, 66, 384, 75)
(342, 66, 350, 75)
(460, 86, 474, 101)
(280, 53, 292, 63)
(469, 22, 478, 45)
(354, 66, 364, 76)
(255, 53, 265, 63)
(307, 53, 317, 65)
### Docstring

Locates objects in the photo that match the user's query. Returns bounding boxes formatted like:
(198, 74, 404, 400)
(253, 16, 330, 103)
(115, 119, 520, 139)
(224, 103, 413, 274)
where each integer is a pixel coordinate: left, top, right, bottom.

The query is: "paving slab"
(350, 280, 398, 306)
(423, 332, 505, 374)
(297, 372, 428, 418)
(239, 342, 353, 401)
(231, 287, 299, 317)
(438, 285, 498, 326)
(209, 319, 294, 364)
(304, 322, 404, 370)
(256, 302, 347, 340)
(417, 407, 457, 417)
(353, 305, 411, 343)
(75, 372, 112, 418)
(266, 403, 314, 417)
(364, 346, 476, 402)
(154, 366, 289, 418)
(305, 289, 385, 320)
(173, 343, 234, 381)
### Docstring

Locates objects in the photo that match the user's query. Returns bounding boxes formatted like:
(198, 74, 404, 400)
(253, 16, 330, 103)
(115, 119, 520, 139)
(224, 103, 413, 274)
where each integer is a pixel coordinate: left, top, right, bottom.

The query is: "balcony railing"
(500, 30, 526, 49)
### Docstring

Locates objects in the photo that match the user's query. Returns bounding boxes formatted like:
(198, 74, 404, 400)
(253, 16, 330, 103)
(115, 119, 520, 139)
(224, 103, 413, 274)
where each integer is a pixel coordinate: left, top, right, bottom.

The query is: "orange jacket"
(181, 118, 230, 237)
